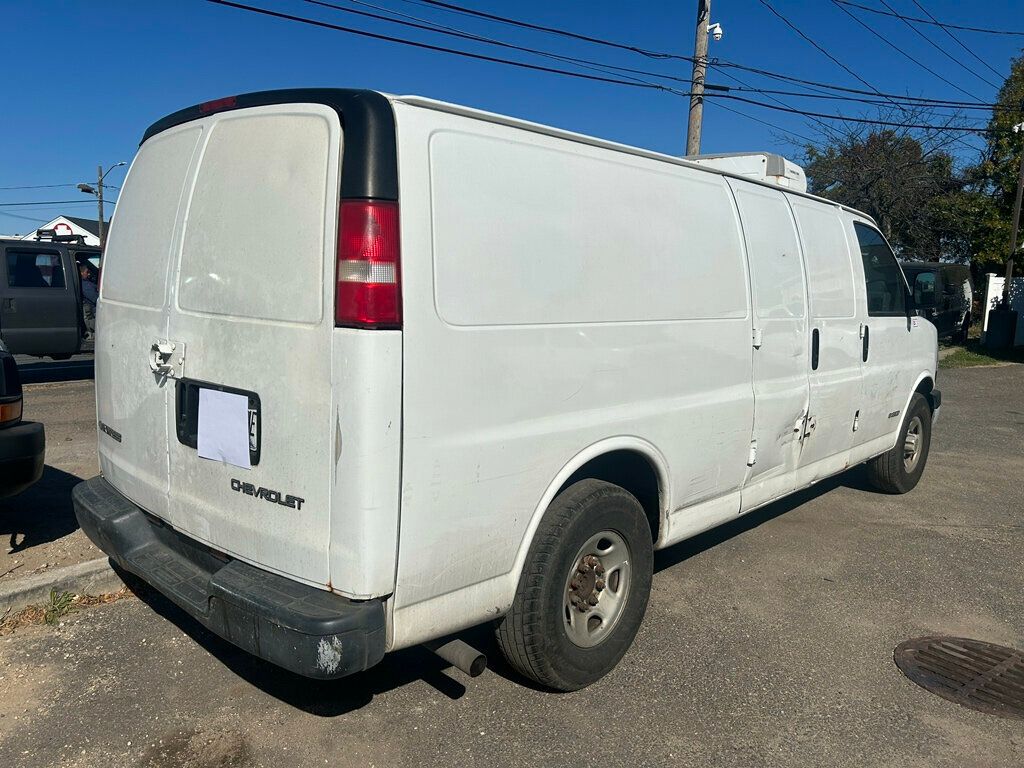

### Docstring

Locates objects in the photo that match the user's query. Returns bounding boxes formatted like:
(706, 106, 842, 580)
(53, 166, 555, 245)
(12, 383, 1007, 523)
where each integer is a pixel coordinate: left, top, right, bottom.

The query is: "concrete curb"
(0, 557, 124, 613)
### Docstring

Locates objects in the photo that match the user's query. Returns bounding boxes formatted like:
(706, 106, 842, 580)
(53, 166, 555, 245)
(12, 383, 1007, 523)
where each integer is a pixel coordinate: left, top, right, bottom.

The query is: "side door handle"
(811, 328, 820, 371)
(861, 324, 870, 362)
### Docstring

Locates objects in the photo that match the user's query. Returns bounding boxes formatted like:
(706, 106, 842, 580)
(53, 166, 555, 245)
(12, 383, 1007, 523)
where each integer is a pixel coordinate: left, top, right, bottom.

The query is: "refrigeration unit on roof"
(688, 152, 807, 193)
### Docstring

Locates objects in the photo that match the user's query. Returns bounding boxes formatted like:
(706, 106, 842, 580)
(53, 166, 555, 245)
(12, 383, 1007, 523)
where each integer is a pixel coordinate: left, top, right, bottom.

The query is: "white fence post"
(981, 273, 1004, 342)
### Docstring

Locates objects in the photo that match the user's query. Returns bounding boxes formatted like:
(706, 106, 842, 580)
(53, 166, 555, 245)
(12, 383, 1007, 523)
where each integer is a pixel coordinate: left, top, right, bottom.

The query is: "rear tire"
(866, 393, 932, 494)
(495, 479, 653, 691)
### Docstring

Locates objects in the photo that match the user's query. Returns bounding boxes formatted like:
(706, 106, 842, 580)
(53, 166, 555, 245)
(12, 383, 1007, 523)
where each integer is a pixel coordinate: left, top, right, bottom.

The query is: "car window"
(913, 271, 937, 306)
(853, 223, 906, 317)
(6, 250, 66, 289)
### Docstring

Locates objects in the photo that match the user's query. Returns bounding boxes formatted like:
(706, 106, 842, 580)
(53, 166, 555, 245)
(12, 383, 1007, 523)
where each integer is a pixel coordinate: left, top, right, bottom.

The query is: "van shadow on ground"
(1, 465, 83, 554)
(119, 465, 878, 716)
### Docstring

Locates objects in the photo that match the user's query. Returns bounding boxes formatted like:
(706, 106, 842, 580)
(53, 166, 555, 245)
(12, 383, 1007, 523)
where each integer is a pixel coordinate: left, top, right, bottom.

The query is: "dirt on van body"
(0, 377, 101, 585)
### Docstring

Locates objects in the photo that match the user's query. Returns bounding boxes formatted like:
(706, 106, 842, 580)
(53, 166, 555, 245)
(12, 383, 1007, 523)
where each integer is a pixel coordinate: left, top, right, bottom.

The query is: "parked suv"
(901, 261, 973, 343)
(0, 239, 99, 358)
(0, 339, 45, 498)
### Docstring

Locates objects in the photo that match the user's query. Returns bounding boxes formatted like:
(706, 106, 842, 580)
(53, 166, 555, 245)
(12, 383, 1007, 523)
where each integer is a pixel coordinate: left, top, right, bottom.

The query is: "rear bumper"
(72, 476, 386, 679)
(0, 421, 45, 498)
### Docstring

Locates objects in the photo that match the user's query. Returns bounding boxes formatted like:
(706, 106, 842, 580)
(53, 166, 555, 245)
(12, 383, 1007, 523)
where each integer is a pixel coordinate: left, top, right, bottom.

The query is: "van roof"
(391, 94, 875, 222)
(141, 88, 876, 225)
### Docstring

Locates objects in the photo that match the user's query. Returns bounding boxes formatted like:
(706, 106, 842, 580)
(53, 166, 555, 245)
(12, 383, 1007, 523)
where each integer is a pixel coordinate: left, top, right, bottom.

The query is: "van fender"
(509, 437, 672, 587)
(889, 370, 935, 451)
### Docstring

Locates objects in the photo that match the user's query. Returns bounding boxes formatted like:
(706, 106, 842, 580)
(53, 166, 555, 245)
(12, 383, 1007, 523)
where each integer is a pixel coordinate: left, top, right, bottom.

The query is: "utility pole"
(78, 162, 125, 249)
(686, 0, 711, 156)
(96, 165, 106, 250)
(1002, 122, 1024, 306)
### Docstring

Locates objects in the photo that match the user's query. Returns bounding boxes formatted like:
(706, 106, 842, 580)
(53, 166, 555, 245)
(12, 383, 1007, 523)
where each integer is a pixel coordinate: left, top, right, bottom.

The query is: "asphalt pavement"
(0, 365, 1022, 768)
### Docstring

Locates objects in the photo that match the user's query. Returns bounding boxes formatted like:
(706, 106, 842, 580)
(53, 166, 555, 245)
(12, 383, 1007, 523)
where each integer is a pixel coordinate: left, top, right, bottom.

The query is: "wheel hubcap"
(903, 415, 923, 473)
(563, 531, 631, 648)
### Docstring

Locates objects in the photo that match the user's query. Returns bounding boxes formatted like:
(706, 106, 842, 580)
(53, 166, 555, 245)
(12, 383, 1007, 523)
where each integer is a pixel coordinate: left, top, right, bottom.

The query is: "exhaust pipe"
(425, 638, 487, 677)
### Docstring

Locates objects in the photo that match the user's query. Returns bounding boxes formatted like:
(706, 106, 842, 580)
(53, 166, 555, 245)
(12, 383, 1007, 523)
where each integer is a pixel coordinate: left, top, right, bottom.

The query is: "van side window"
(853, 223, 906, 316)
(6, 251, 66, 289)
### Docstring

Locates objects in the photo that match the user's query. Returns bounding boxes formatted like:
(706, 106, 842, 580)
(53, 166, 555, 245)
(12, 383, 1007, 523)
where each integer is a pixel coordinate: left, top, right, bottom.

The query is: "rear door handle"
(811, 328, 820, 371)
(862, 324, 870, 362)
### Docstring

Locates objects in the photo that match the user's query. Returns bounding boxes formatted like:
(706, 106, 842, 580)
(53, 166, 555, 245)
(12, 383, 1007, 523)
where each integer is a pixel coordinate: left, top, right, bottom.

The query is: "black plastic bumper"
(72, 476, 386, 679)
(0, 421, 45, 498)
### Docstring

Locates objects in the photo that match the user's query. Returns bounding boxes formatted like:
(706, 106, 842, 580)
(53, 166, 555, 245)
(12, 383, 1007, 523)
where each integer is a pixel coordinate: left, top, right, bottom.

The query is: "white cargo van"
(74, 89, 939, 691)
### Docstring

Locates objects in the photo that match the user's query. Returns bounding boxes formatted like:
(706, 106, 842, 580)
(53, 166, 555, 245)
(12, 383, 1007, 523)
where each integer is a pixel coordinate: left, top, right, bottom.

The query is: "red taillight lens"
(199, 95, 237, 114)
(335, 200, 401, 328)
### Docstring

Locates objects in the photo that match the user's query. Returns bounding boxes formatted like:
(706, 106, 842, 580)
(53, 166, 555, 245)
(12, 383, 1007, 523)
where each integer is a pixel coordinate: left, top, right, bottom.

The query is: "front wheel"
(495, 479, 654, 691)
(866, 393, 932, 494)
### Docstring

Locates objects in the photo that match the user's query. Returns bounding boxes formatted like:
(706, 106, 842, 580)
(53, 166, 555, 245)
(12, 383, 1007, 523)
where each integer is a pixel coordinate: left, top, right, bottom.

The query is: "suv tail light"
(335, 200, 401, 328)
(0, 353, 22, 427)
(0, 397, 23, 427)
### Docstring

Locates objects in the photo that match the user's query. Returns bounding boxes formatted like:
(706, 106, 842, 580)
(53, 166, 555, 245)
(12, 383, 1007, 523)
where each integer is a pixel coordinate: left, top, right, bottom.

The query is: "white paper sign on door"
(197, 388, 252, 470)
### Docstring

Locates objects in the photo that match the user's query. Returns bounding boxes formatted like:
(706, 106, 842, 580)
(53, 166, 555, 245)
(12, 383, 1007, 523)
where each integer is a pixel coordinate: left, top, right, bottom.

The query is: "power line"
(206, 0, 689, 92)
(831, 0, 983, 101)
(0, 210, 54, 223)
(710, 64, 840, 141)
(299, 0, 707, 92)
(834, 1, 1024, 37)
(726, 85, 1005, 112)
(0, 183, 80, 191)
(754, 0, 889, 98)
(0, 182, 119, 191)
(705, 99, 819, 146)
(875, 0, 999, 89)
(395, 0, 684, 60)
(755, 0, 982, 153)
(0, 200, 115, 207)
(711, 60, 1004, 107)
(205, 0, 989, 133)
(347, 0, 1010, 113)
(311, 0, 1003, 114)
(712, 95, 984, 132)
(908, 0, 1006, 82)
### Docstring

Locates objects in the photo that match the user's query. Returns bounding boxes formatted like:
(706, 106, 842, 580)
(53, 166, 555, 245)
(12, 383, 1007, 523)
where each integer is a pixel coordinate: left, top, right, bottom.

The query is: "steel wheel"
(903, 415, 923, 473)
(563, 531, 631, 648)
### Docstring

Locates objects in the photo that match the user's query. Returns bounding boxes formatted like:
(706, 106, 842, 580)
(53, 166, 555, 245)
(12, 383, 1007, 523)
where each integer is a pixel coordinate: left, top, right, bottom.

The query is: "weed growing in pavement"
(0, 588, 129, 634)
(44, 590, 75, 624)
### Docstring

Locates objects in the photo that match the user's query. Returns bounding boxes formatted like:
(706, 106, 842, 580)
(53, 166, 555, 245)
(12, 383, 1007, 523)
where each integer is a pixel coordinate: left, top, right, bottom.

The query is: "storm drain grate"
(894, 636, 1024, 719)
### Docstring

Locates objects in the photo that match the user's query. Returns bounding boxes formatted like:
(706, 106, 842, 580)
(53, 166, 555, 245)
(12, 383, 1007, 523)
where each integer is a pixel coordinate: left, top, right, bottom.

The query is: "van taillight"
(335, 200, 401, 328)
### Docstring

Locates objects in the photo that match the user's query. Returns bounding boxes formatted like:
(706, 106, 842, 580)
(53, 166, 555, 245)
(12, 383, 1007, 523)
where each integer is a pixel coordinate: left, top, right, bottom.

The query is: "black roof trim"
(141, 89, 398, 201)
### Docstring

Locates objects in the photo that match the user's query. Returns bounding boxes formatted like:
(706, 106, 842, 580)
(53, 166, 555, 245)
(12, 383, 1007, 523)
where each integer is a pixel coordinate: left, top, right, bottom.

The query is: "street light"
(78, 161, 126, 249)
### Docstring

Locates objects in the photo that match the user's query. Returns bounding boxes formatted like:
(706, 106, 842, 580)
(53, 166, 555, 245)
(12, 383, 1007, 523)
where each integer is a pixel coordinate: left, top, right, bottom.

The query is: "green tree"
(969, 51, 1024, 273)
(805, 128, 971, 261)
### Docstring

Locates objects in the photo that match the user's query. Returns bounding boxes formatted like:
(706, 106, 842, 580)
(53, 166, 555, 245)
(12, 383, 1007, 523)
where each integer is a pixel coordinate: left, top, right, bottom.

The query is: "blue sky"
(1, 0, 1021, 233)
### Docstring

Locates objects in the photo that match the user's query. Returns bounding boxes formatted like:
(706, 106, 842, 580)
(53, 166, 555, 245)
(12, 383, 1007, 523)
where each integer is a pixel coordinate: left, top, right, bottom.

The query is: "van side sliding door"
(728, 180, 810, 511)
(788, 199, 864, 482)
